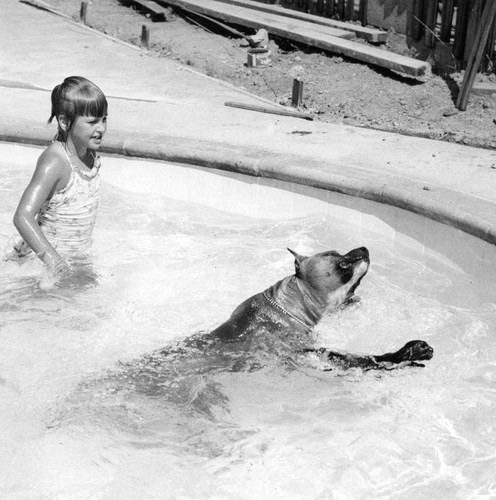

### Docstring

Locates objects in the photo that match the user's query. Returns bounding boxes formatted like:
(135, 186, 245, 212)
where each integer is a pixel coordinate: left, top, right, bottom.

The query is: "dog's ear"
(287, 248, 307, 277)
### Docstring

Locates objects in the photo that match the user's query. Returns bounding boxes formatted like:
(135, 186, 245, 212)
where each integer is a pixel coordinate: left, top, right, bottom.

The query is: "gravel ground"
(43, 0, 496, 149)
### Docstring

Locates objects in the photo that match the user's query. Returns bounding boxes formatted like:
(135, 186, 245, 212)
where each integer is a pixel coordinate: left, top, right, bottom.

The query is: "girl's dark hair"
(48, 76, 108, 141)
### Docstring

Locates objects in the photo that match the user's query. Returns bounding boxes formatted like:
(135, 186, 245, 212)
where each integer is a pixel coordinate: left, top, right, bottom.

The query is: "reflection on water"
(1, 163, 496, 499)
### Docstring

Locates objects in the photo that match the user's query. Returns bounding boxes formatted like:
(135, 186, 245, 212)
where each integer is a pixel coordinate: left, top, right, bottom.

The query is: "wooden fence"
(275, 0, 496, 70)
(279, 0, 367, 26)
(413, 0, 496, 69)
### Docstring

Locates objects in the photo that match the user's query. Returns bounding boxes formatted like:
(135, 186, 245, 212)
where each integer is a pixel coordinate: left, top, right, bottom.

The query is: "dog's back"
(211, 247, 370, 342)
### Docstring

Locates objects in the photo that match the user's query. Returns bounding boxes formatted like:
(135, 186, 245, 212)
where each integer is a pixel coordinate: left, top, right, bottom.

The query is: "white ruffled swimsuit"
(10, 142, 101, 261)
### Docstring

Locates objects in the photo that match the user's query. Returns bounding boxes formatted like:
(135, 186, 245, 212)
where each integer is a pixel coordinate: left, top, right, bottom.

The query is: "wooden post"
(358, 0, 368, 27)
(291, 78, 304, 108)
(345, 0, 354, 21)
(485, 20, 496, 68)
(424, 0, 438, 48)
(456, 0, 496, 110)
(411, 0, 424, 41)
(141, 24, 150, 49)
(463, 0, 483, 64)
(453, 0, 469, 59)
(247, 52, 257, 67)
(439, 0, 455, 43)
(325, 0, 335, 18)
(80, 1, 88, 24)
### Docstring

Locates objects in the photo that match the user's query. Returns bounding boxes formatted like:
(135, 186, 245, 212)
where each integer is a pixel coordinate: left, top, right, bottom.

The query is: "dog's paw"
(397, 340, 434, 362)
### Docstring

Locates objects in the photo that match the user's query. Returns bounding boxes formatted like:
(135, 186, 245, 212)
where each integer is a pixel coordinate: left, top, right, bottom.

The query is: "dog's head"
(288, 246, 370, 310)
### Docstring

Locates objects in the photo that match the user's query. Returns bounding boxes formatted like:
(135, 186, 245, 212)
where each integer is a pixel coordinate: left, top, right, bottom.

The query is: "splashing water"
(1, 159, 496, 499)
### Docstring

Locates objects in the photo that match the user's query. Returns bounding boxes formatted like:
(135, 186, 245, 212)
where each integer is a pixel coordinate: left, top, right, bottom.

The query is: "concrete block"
(472, 82, 496, 96)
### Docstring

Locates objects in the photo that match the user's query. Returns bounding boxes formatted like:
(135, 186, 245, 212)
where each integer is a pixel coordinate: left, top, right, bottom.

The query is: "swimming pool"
(1, 142, 496, 499)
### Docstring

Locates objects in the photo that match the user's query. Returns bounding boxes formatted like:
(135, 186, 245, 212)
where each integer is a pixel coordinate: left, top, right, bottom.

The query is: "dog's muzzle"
(344, 247, 369, 264)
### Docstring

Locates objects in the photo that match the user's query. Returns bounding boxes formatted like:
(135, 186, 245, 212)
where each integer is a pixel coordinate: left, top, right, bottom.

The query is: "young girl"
(9, 76, 108, 282)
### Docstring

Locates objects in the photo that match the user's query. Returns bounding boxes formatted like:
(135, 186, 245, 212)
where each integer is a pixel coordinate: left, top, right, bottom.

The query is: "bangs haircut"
(69, 84, 108, 119)
(49, 76, 108, 140)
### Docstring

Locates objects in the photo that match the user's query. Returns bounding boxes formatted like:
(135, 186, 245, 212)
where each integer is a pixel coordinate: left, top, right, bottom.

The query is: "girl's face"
(66, 115, 107, 151)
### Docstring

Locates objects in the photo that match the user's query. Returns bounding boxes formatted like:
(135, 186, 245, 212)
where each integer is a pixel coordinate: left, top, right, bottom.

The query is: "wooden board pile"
(124, 0, 431, 77)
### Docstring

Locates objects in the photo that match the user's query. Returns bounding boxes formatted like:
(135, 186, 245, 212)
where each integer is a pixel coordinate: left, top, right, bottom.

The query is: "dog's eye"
(339, 261, 351, 269)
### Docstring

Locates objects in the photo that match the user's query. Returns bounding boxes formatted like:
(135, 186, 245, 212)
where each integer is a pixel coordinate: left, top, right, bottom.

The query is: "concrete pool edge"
(2, 121, 496, 246)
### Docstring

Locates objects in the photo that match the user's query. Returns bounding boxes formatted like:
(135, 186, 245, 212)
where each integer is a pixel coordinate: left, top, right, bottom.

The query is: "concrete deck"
(1, 0, 496, 244)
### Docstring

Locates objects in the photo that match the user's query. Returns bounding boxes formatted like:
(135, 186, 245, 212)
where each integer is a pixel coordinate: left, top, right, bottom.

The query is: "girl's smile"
(68, 115, 107, 154)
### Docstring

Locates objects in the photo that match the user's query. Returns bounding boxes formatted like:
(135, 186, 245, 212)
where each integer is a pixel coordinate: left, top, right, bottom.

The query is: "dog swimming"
(50, 246, 434, 444)
(208, 245, 433, 370)
(125, 246, 433, 388)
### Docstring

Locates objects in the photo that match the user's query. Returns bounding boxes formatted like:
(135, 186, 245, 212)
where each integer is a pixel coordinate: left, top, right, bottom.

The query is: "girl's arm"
(13, 149, 70, 272)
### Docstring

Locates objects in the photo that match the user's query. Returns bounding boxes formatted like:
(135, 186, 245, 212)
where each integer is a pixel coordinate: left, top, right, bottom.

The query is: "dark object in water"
(307, 340, 434, 371)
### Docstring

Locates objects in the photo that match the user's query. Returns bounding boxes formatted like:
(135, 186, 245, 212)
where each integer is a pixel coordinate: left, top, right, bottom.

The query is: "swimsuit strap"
(57, 141, 99, 179)
(262, 291, 313, 331)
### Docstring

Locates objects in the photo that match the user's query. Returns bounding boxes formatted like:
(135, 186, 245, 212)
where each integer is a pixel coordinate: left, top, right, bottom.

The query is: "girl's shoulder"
(36, 142, 70, 176)
(33, 142, 72, 191)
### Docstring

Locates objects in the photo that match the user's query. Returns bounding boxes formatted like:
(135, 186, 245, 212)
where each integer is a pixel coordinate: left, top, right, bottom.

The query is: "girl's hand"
(44, 253, 71, 284)
(45, 258, 99, 290)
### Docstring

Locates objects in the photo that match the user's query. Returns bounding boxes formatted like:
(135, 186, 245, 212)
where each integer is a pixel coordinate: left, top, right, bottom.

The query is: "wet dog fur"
(69, 246, 433, 428)
(209, 246, 433, 370)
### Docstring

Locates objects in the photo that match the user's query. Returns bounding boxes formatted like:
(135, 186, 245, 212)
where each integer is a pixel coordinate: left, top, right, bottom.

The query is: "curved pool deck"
(1, 0, 496, 245)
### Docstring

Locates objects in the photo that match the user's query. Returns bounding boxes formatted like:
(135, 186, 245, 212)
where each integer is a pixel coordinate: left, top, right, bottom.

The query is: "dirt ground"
(43, 0, 496, 149)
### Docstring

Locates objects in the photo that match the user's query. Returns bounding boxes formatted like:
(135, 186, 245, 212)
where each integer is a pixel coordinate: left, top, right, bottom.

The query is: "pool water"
(1, 146, 496, 499)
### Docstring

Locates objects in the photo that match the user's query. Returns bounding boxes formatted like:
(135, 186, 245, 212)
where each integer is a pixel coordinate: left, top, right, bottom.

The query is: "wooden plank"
(162, 0, 430, 76)
(19, 0, 74, 20)
(159, 0, 354, 39)
(290, 25, 431, 75)
(224, 100, 314, 120)
(179, 4, 248, 38)
(205, 0, 387, 42)
(471, 81, 496, 96)
(121, 0, 170, 20)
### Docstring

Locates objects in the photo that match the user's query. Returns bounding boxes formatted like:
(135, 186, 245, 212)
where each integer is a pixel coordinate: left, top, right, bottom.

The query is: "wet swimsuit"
(9, 142, 101, 261)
